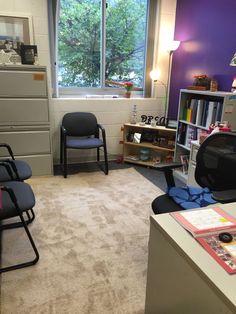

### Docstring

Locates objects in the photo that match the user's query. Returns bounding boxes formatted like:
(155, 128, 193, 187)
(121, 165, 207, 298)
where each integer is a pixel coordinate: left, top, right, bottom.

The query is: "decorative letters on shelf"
(141, 115, 167, 126)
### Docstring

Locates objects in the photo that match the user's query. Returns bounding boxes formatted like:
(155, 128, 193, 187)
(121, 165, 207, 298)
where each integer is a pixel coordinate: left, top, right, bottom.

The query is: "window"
(52, 0, 158, 96)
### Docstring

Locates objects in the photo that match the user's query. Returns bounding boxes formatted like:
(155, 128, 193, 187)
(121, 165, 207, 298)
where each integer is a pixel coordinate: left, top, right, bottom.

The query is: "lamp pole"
(165, 50, 174, 120)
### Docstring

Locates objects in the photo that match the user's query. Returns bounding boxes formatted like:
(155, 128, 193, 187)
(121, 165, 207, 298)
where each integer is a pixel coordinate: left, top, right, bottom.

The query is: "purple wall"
(168, 0, 236, 119)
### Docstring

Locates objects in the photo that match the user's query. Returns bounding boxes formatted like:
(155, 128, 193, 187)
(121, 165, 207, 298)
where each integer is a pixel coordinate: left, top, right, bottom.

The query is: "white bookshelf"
(174, 89, 236, 183)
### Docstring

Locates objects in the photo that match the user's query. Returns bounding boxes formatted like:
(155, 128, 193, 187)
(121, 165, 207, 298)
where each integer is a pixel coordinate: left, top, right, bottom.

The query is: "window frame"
(51, 0, 159, 98)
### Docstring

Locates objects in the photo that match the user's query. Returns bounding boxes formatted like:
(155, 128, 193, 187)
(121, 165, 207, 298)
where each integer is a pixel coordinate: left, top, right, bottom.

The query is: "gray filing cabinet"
(0, 65, 52, 175)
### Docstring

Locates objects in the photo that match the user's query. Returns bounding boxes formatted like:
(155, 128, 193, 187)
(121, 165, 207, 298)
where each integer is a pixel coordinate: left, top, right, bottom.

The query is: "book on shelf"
(177, 122, 187, 145)
(171, 207, 236, 274)
(196, 99, 205, 125)
(184, 125, 197, 148)
(191, 99, 198, 124)
(205, 101, 215, 127)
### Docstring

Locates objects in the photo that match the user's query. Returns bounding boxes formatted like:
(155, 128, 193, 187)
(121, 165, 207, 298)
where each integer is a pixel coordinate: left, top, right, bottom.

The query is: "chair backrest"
(62, 112, 98, 136)
(195, 132, 236, 191)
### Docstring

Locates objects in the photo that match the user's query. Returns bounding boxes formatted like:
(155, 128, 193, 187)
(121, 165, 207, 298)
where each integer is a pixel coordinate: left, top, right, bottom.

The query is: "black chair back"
(195, 132, 236, 191)
(62, 112, 98, 136)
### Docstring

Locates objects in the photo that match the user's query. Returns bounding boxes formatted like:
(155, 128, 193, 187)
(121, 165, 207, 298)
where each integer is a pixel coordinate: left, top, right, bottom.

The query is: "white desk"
(145, 203, 236, 314)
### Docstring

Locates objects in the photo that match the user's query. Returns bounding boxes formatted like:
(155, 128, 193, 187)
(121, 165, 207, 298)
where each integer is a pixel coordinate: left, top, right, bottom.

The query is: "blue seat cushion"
(0, 181, 35, 219)
(66, 138, 104, 149)
(0, 160, 32, 181)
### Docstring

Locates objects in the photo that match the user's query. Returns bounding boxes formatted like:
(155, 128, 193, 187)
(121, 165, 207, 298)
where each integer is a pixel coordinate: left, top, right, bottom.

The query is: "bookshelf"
(123, 123, 176, 167)
(174, 89, 236, 183)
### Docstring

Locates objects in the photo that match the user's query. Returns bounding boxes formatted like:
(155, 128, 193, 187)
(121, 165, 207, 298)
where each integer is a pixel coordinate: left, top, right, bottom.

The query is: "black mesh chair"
(0, 143, 32, 181)
(152, 132, 236, 214)
(0, 180, 39, 273)
(60, 112, 109, 178)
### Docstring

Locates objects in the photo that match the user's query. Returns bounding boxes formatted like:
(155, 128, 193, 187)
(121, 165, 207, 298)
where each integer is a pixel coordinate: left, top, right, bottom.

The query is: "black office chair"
(152, 132, 236, 214)
(0, 143, 32, 181)
(0, 179, 39, 273)
(60, 112, 109, 178)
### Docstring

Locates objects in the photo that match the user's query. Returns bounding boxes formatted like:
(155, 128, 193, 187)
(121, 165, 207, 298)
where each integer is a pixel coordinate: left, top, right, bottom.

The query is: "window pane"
(106, 0, 148, 89)
(58, 0, 101, 87)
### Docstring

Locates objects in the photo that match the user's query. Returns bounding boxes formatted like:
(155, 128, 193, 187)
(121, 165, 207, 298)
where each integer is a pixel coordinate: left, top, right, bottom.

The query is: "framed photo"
(133, 132, 142, 144)
(180, 155, 189, 174)
(21, 44, 37, 65)
(0, 14, 33, 64)
(166, 119, 178, 129)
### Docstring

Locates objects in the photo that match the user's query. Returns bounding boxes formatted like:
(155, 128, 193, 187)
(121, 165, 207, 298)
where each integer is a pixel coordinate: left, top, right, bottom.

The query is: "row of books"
(177, 123, 200, 148)
(181, 99, 223, 127)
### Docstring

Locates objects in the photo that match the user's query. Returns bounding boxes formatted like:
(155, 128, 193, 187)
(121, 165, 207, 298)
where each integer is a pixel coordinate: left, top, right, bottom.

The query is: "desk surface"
(150, 203, 236, 310)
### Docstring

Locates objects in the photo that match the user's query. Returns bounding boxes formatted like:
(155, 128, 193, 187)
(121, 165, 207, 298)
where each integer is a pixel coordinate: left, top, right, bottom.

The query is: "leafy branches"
(58, 0, 147, 88)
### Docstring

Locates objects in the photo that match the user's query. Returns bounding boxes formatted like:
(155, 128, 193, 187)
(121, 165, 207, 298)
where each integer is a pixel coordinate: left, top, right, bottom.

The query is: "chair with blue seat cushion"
(0, 144, 35, 227)
(152, 132, 236, 214)
(0, 181, 39, 273)
(60, 112, 109, 178)
(0, 143, 32, 181)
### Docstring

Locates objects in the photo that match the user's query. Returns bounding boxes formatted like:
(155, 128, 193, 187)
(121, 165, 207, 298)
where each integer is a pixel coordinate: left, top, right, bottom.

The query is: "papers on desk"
(171, 207, 236, 274)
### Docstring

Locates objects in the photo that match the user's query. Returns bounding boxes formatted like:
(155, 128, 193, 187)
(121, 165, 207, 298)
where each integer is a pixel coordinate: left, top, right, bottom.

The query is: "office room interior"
(0, 0, 236, 313)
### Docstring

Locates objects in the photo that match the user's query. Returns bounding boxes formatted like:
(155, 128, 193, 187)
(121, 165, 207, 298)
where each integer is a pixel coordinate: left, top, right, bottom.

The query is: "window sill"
(57, 94, 144, 99)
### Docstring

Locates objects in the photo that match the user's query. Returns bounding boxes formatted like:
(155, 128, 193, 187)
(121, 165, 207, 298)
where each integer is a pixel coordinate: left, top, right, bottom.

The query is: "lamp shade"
(230, 53, 236, 66)
(150, 69, 161, 81)
(168, 40, 180, 52)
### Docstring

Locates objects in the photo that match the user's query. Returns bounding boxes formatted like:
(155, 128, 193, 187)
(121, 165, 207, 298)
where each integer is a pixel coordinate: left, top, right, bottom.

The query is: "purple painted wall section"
(168, 0, 236, 119)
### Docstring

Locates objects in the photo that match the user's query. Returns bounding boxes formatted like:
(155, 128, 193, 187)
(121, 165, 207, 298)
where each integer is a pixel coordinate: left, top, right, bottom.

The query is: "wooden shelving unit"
(123, 123, 176, 167)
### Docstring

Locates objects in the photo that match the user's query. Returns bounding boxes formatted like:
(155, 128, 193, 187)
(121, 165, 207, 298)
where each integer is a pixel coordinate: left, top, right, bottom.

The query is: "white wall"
(0, 0, 177, 164)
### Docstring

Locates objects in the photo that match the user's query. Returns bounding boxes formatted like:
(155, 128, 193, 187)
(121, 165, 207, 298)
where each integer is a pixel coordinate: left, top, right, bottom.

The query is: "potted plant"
(123, 82, 134, 98)
(193, 75, 211, 90)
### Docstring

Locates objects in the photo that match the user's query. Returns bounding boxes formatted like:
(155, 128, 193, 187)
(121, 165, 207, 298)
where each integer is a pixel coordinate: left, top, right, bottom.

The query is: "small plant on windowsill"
(123, 82, 134, 98)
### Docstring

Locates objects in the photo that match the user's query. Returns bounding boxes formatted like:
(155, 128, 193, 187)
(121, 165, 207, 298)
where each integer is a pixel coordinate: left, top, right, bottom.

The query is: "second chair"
(60, 112, 109, 178)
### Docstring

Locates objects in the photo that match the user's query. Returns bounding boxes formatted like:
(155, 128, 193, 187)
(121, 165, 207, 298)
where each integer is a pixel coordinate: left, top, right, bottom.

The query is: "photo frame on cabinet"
(0, 14, 34, 64)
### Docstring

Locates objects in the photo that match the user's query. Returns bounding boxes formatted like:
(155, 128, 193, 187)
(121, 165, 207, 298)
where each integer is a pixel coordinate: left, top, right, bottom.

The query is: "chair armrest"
(0, 143, 15, 160)
(61, 126, 67, 140)
(153, 162, 183, 188)
(0, 185, 19, 211)
(0, 161, 14, 180)
(97, 124, 106, 139)
(3, 160, 20, 180)
(153, 162, 183, 171)
(212, 190, 236, 203)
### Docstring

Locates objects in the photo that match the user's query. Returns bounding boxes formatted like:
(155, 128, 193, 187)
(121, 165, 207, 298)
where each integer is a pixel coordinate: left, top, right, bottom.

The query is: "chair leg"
(60, 138, 63, 165)
(0, 212, 39, 273)
(97, 147, 100, 162)
(103, 144, 109, 175)
(1, 209, 36, 230)
(63, 146, 67, 178)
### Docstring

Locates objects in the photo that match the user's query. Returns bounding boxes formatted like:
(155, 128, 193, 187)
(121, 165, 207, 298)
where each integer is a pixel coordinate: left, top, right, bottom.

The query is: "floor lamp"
(165, 40, 180, 119)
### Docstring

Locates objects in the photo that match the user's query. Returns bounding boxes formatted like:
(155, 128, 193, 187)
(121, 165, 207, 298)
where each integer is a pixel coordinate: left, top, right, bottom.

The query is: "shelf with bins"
(174, 89, 236, 183)
(123, 123, 176, 167)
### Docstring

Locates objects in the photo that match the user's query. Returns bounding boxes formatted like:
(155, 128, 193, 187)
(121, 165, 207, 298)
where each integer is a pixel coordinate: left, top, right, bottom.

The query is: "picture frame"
(133, 132, 142, 144)
(0, 14, 34, 64)
(180, 155, 189, 174)
(166, 119, 178, 129)
(21, 44, 37, 65)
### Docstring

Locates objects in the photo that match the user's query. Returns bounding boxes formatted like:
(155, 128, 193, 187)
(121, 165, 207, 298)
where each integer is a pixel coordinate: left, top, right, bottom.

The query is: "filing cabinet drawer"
(0, 70, 47, 97)
(0, 99, 49, 124)
(0, 131, 51, 156)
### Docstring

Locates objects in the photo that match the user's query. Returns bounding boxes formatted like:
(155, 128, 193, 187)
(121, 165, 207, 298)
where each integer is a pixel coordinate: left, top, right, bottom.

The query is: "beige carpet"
(0, 168, 163, 314)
